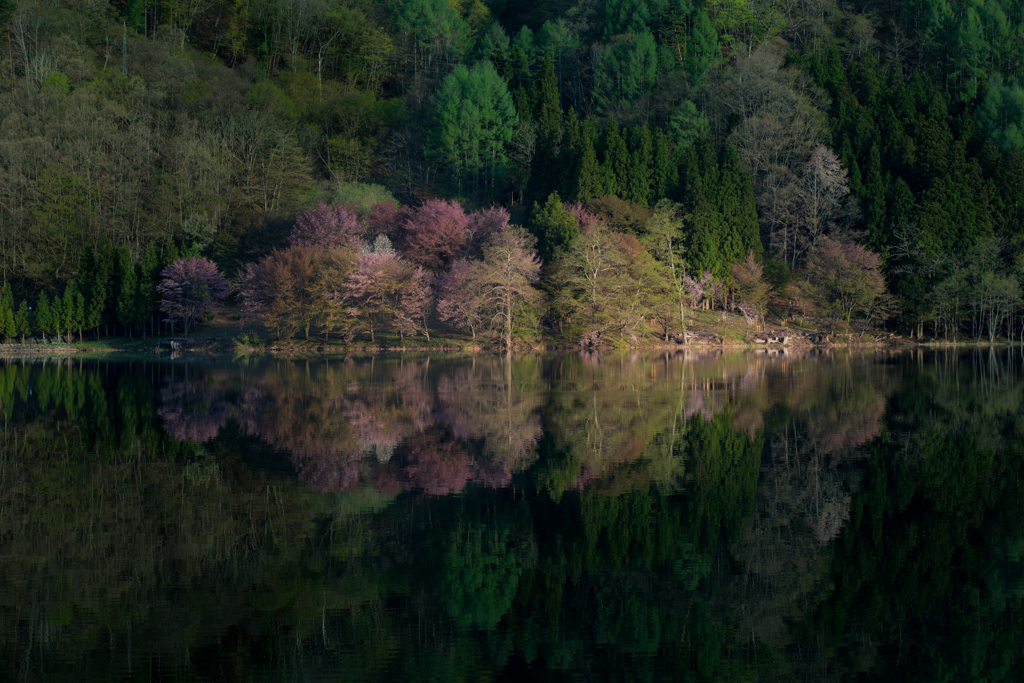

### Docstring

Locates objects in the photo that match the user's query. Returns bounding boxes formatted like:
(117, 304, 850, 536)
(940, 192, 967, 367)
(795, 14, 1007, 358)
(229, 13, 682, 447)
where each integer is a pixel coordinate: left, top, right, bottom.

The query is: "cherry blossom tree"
(436, 259, 484, 339)
(341, 251, 433, 342)
(682, 270, 724, 311)
(401, 199, 471, 273)
(158, 378, 230, 443)
(290, 202, 361, 248)
(805, 239, 887, 331)
(563, 201, 602, 234)
(731, 251, 771, 332)
(366, 201, 406, 240)
(467, 205, 511, 246)
(395, 266, 434, 341)
(157, 257, 229, 336)
(238, 245, 357, 340)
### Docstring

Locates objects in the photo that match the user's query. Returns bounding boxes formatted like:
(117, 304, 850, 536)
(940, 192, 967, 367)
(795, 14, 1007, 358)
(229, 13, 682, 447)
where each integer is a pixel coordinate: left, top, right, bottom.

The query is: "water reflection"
(0, 348, 1020, 682)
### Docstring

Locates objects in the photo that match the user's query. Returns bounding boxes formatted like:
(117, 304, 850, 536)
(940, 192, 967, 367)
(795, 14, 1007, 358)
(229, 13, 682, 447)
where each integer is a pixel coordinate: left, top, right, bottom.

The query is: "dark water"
(0, 348, 1022, 682)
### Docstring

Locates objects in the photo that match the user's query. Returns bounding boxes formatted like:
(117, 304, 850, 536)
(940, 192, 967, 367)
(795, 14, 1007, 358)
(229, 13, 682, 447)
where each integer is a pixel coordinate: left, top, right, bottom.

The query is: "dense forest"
(1, 0, 1024, 346)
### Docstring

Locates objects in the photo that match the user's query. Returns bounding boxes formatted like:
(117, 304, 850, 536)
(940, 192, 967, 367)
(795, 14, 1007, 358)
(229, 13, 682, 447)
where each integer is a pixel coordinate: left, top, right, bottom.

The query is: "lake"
(1, 348, 1021, 681)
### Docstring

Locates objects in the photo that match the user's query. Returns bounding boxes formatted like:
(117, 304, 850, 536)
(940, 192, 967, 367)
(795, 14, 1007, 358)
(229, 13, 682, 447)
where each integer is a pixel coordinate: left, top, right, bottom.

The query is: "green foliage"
(440, 524, 522, 629)
(594, 30, 658, 111)
(393, 0, 469, 55)
(667, 101, 709, 149)
(684, 11, 718, 86)
(332, 182, 399, 215)
(15, 301, 31, 341)
(605, 0, 654, 38)
(59, 281, 85, 343)
(0, 282, 15, 339)
(977, 74, 1024, 152)
(34, 291, 54, 340)
(531, 191, 579, 262)
(117, 250, 140, 333)
(427, 59, 518, 197)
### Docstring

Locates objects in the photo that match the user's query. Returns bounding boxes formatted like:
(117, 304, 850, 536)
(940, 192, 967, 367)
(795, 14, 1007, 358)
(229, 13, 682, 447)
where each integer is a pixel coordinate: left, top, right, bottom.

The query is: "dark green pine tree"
(603, 119, 630, 199)
(996, 147, 1024, 230)
(687, 187, 723, 280)
(15, 300, 30, 343)
(839, 135, 862, 195)
(575, 118, 603, 202)
(35, 291, 53, 343)
(80, 242, 112, 339)
(694, 135, 720, 205)
(651, 129, 677, 202)
(560, 108, 582, 200)
(164, 239, 181, 266)
(684, 10, 718, 87)
(677, 143, 721, 277)
(531, 191, 579, 262)
(117, 250, 139, 338)
(861, 143, 888, 250)
(139, 241, 161, 336)
(626, 124, 653, 206)
(62, 281, 85, 343)
(887, 176, 917, 230)
(716, 146, 761, 265)
(0, 282, 15, 340)
(529, 55, 564, 201)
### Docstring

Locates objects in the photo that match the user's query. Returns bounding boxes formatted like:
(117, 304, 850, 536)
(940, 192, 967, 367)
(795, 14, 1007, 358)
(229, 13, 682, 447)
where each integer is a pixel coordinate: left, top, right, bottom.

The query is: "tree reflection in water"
(0, 349, 1020, 682)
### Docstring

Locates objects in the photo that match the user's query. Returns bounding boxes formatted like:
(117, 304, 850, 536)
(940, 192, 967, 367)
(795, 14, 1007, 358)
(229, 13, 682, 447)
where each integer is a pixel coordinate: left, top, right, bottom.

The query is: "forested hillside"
(1, 0, 1023, 346)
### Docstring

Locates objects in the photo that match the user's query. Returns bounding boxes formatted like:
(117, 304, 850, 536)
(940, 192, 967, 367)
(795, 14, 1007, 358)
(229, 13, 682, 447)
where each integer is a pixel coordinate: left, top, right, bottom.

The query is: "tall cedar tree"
(531, 192, 579, 262)
(35, 292, 53, 342)
(15, 301, 30, 343)
(528, 55, 563, 203)
(0, 283, 14, 340)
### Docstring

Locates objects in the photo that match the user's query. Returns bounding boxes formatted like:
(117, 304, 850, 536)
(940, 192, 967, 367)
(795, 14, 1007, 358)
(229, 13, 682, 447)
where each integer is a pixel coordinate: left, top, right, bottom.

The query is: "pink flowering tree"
(396, 266, 434, 341)
(401, 199, 471, 273)
(436, 259, 483, 339)
(563, 202, 602, 235)
(291, 202, 361, 248)
(340, 249, 434, 343)
(467, 205, 510, 246)
(158, 378, 230, 443)
(805, 239, 886, 331)
(157, 257, 229, 336)
(366, 201, 406, 240)
(682, 270, 724, 311)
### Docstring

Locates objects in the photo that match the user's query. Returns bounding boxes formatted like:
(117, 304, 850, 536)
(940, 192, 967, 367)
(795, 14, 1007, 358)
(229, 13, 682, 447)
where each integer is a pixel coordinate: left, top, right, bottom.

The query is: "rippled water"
(0, 348, 1021, 681)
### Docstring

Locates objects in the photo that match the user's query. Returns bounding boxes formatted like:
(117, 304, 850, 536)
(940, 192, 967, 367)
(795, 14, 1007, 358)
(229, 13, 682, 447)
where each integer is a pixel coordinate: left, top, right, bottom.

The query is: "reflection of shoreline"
(150, 351, 899, 500)
(158, 378, 230, 443)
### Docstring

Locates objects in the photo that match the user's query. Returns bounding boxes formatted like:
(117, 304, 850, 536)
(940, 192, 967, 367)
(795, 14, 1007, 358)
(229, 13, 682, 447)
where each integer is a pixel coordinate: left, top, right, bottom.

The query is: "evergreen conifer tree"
(626, 124, 654, 206)
(118, 251, 139, 338)
(531, 191, 579, 262)
(139, 242, 161, 336)
(604, 120, 630, 198)
(529, 55, 564, 201)
(62, 282, 85, 343)
(716, 146, 762, 265)
(0, 282, 14, 340)
(576, 127, 602, 202)
(15, 301, 30, 343)
(651, 129, 677, 202)
(35, 291, 53, 343)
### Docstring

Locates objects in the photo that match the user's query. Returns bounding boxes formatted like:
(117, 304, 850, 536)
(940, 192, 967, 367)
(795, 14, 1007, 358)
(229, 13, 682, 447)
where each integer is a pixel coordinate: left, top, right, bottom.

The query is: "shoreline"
(5, 336, 1020, 361)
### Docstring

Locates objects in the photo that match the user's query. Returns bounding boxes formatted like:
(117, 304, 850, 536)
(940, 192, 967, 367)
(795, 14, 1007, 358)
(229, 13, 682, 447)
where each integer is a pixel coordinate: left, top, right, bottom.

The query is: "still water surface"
(0, 349, 1021, 681)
